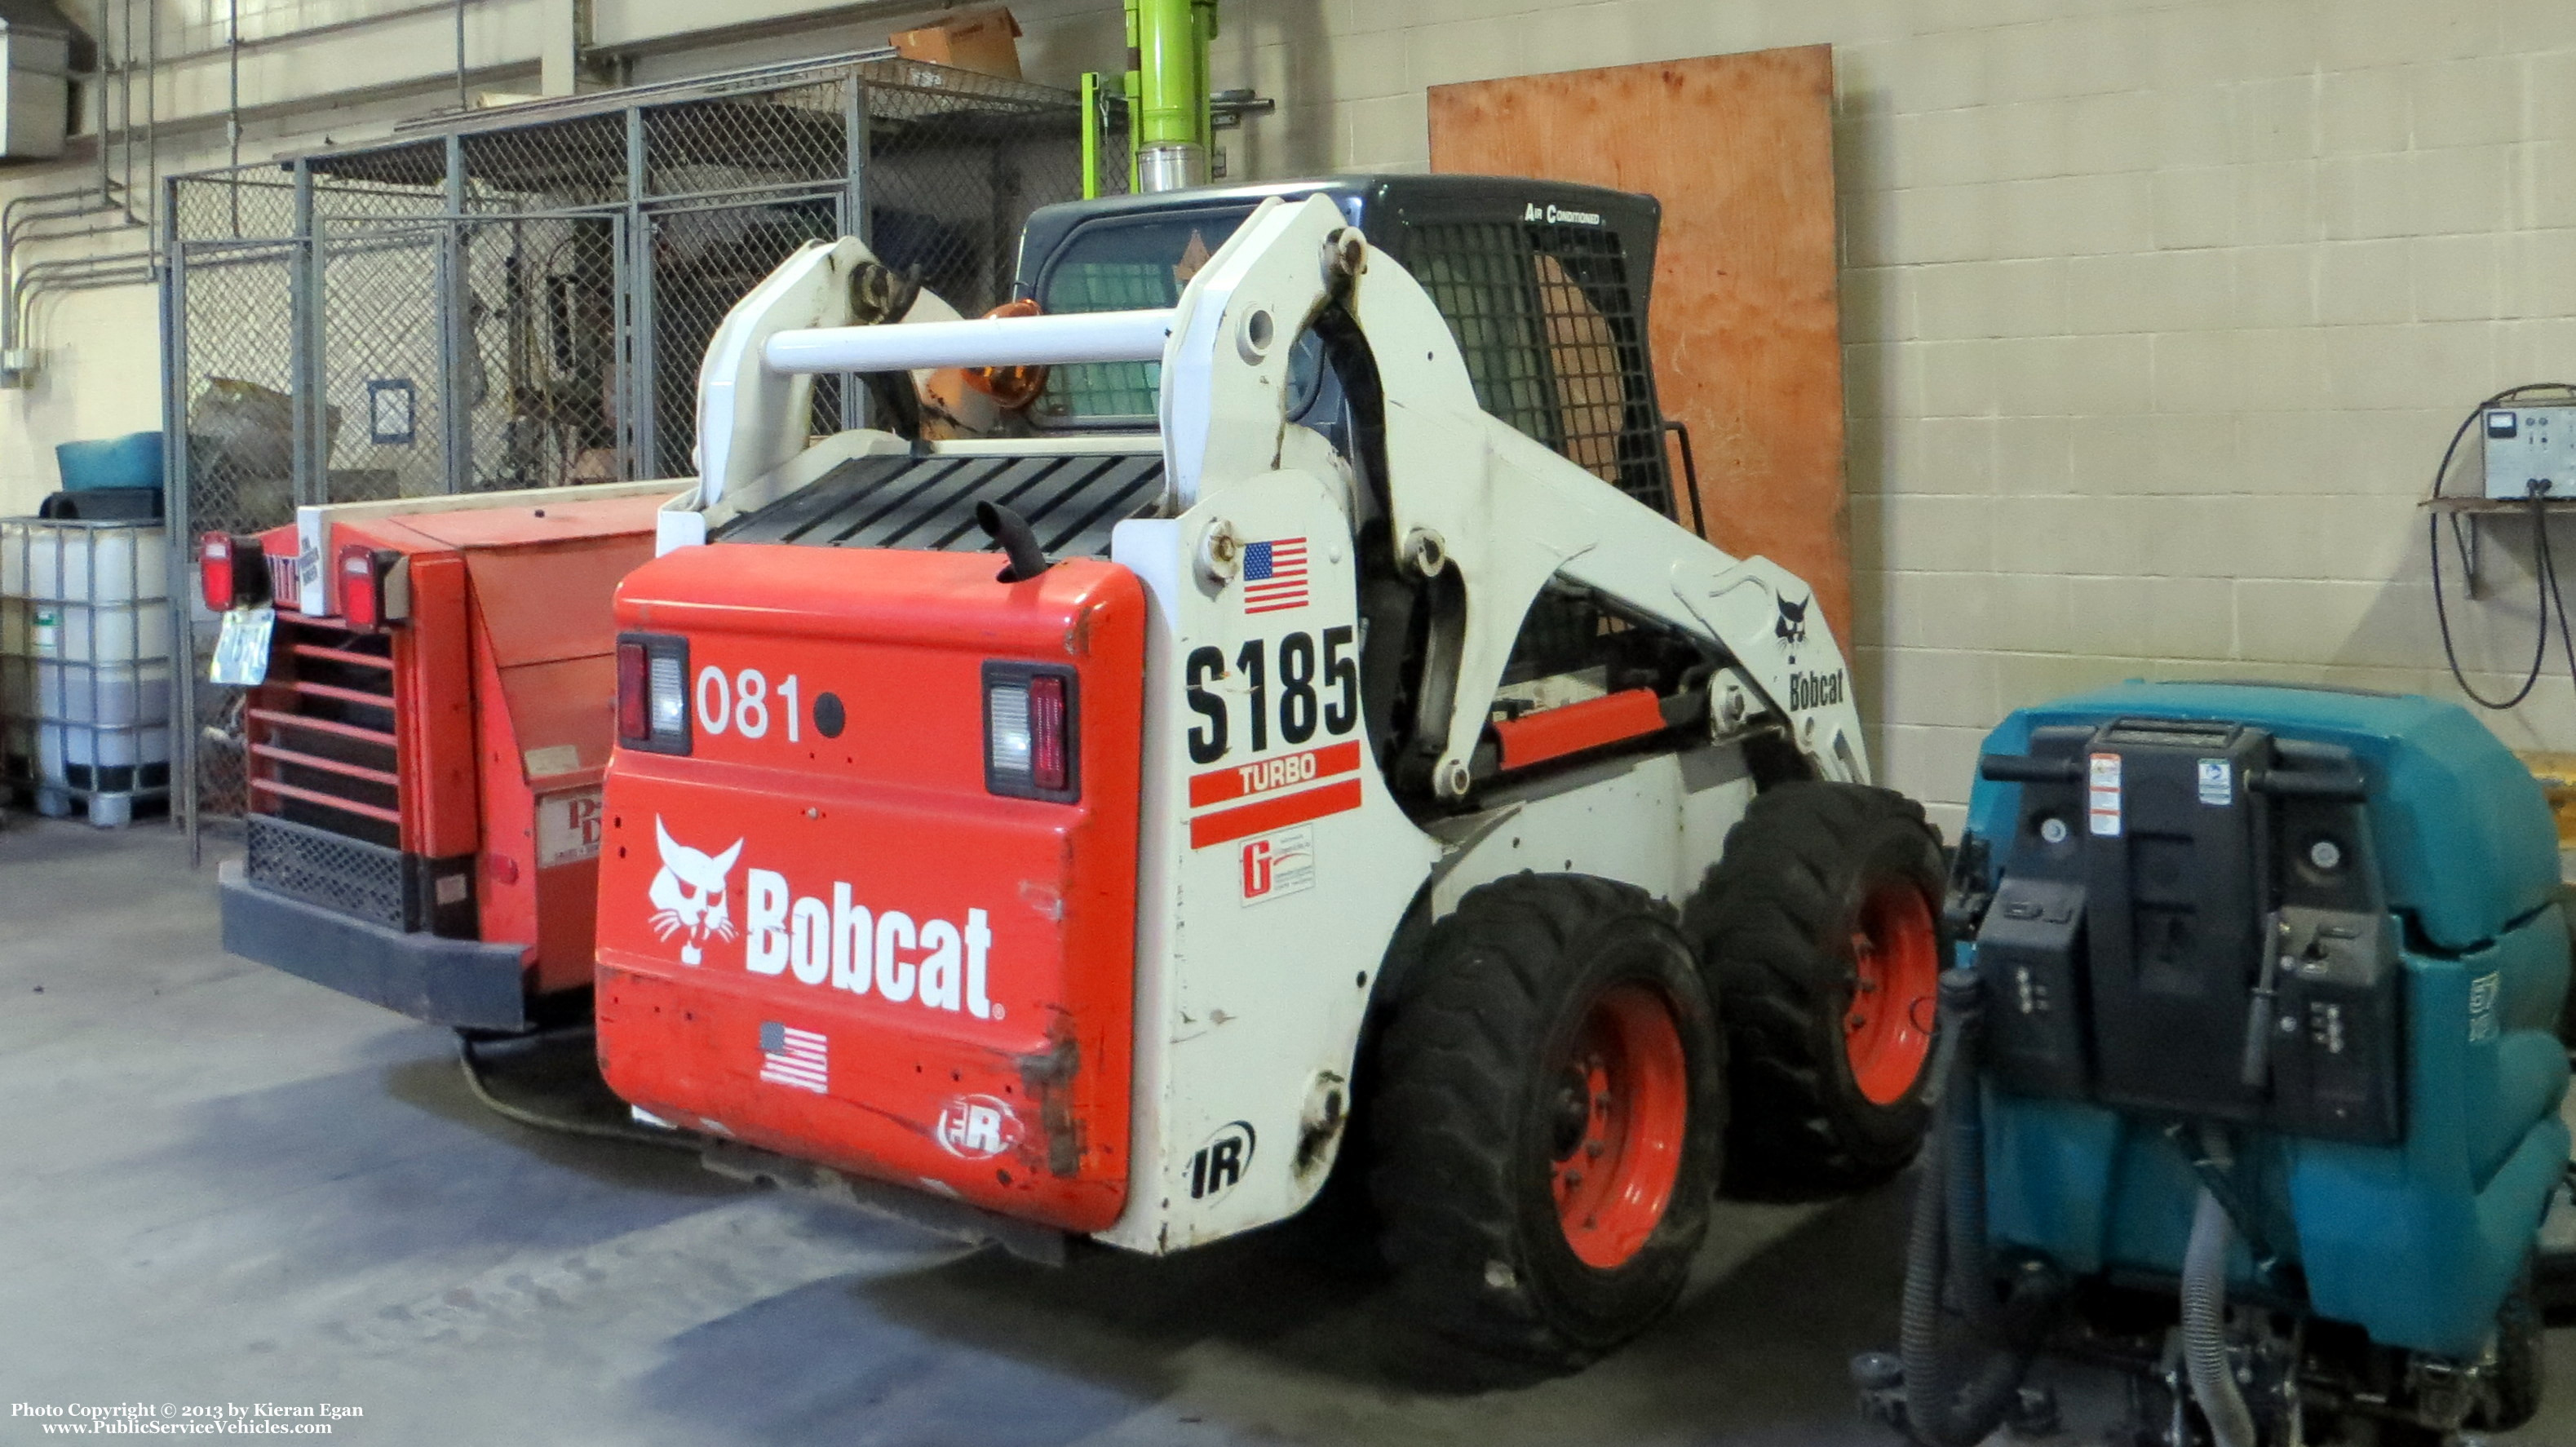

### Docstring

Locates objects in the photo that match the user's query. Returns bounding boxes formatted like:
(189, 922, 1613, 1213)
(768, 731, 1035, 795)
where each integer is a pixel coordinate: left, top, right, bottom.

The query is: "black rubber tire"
(1368, 874, 1725, 1371)
(2352, 1422, 2446, 1447)
(2468, 1275, 2544, 1432)
(1683, 780, 1945, 1199)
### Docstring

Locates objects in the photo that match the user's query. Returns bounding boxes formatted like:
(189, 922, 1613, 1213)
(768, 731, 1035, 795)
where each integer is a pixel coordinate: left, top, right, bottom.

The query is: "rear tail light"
(617, 642, 648, 741)
(1029, 675, 1068, 790)
(984, 663, 1078, 801)
(617, 632, 691, 754)
(198, 532, 268, 612)
(336, 543, 406, 630)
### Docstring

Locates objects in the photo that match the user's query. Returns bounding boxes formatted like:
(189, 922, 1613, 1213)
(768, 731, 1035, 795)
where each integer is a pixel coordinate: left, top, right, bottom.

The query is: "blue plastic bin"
(55, 432, 165, 493)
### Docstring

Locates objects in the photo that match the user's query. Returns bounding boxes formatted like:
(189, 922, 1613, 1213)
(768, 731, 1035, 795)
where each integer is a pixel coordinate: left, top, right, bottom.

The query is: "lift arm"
(735, 194, 1869, 786)
(688, 237, 963, 520)
(1156, 194, 1870, 790)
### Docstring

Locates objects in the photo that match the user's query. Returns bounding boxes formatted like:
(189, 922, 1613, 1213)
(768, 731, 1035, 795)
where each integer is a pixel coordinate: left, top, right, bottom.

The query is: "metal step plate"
(716, 451, 1165, 560)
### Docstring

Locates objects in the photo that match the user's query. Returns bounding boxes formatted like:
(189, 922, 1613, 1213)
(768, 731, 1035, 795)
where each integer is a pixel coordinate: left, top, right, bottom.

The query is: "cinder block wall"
(0, 246, 166, 519)
(11, 0, 2576, 834)
(1197, 0, 2576, 833)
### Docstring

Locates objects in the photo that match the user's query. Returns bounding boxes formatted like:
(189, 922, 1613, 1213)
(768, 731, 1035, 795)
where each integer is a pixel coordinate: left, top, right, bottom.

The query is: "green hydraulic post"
(1125, 0, 1217, 191)
(1079, 71, 1104, 199)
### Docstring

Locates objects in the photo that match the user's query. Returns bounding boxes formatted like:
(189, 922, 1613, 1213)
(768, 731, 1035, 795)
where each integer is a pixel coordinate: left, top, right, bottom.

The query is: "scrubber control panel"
(1971, 717, 2405, 1145)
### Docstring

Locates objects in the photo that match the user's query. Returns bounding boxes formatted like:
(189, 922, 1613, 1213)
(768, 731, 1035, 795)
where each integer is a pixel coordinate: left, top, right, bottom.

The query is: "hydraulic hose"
(2182, 1128, 2257, 1447)
(456, 1028, 697, 1152)
(1897, 1017, 1959, 1429)
(1900, 967, 2031, 1447)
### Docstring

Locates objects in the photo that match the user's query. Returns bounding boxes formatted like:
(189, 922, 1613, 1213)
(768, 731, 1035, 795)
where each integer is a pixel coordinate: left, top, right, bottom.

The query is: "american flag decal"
(758, 1021, 828, 1094)
(1242, 538, 1309, 614)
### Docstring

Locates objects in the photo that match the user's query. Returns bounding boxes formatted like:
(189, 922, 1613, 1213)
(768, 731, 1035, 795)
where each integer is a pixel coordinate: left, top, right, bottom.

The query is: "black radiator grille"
(718, 451, 1165, 559)
(246, 812, 409, 931)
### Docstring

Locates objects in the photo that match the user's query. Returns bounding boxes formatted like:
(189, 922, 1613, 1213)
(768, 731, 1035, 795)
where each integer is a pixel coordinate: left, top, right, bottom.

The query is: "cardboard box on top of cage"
(890, 6, 1023, 79)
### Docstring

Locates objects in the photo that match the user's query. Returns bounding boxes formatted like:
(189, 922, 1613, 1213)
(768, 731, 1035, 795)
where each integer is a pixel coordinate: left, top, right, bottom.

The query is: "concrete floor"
(4, 817, 2574, 1447)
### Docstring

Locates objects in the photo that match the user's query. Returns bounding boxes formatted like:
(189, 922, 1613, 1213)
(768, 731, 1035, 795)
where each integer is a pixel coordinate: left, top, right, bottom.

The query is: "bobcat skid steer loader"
(595, 178, 1945, 1367)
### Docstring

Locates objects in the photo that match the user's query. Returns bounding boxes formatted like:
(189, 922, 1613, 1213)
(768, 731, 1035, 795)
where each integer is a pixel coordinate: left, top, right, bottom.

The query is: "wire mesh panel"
(170, 237, 304, 828)
(456, 214, 627, 489)
(175, 241, 303, 537)
(647, 79, 851, 201)
(308, 141, 451, 222)
(244, 813, 409, 929)
(864, 64, 1095, 317)
(316, 221, 447, 504)
(166, 55, 1113, 847)
(170, 169, 299, 245)
(645, 195, 843, 478)
(1407, 219, 1674, 516)
(461, 113, 631, 212)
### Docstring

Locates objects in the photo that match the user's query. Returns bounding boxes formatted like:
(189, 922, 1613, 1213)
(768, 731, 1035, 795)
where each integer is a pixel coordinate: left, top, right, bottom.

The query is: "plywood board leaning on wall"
(1429, 46, 1850, 641)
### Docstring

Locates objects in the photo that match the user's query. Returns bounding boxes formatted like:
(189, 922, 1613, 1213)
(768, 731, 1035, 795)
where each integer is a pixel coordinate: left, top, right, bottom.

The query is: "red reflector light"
(1029, 675, 1068, 792)
(339, 543, 381, 630)
(617, 641, 648, 742)
(199, 532, 232, 613)
(615, 632, 691, 754)
(198, 532, 268, 612)
(983, 663, 1078, 801)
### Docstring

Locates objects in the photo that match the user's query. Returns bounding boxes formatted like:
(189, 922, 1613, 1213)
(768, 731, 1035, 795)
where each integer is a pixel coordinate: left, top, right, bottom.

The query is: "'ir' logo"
(1187, 1120, 1256, 1201)
(936, 1095, 1020, 1160)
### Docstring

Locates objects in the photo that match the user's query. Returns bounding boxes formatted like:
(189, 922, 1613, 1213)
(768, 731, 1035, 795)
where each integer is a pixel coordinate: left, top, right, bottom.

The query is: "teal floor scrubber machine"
(1861, 682, 2570, 1446)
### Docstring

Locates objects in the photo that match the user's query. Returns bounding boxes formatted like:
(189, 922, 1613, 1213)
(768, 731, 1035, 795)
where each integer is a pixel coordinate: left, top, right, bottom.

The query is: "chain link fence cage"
(164, 55, 1126, 847)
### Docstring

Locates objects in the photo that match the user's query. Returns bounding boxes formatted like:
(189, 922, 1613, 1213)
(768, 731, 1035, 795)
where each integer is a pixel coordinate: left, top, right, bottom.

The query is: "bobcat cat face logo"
(649, 818, 742, 966)
(1774, 591, 1809, 647)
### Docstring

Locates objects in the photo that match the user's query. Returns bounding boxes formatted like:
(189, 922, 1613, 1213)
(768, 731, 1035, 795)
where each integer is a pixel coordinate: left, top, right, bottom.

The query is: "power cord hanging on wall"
(2428, 383, 2576, 709)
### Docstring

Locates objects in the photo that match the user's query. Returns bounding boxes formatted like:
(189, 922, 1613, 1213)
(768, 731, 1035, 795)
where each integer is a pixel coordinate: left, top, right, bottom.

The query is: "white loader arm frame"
(741, 194, 1870, 783)
(665, 236, 964, 554)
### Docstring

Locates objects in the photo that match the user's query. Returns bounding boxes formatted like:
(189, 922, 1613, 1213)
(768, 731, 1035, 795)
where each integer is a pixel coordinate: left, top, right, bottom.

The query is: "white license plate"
(208, 606, 275, 687)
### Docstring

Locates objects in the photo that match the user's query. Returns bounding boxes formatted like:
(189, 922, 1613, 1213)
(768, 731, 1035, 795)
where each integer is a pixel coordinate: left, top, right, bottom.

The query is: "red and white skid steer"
(597, 178, 1948, 1366)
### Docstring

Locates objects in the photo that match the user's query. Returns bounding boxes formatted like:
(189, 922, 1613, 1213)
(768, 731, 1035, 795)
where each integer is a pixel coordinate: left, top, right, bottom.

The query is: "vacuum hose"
(1900, 967, 2032, 1447)
(2181, 1128, 2257, 1447)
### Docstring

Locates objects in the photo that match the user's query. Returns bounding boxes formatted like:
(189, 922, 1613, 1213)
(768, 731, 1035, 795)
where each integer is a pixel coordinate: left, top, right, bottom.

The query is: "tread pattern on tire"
(1369, 873, 1720, 1370)
(1684, 781, 1942, 1199)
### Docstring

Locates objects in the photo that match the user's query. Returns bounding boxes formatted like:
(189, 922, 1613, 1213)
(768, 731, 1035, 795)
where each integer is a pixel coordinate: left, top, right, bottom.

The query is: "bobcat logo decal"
(1774, 591, 1809, 647)
(649, 818, 743, 966)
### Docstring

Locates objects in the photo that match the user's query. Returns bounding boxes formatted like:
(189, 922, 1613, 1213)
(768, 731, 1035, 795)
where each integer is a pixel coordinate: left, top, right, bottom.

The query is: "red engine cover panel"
(595, 545, 1145, 1234)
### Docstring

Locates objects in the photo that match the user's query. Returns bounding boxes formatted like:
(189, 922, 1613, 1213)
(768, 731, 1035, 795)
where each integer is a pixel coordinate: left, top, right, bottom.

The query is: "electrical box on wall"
(0, 0, 74, 161)
(2483, 405, 2576, 499)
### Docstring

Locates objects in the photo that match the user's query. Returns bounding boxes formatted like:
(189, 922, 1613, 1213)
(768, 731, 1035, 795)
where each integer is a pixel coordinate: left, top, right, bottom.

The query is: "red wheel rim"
(1845, 878, 1940, 1106)
(1548, 982, 1690, 1269)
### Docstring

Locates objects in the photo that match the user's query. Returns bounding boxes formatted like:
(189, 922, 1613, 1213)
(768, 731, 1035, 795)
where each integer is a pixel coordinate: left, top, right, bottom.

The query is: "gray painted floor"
(2, 817, 2571, 1447)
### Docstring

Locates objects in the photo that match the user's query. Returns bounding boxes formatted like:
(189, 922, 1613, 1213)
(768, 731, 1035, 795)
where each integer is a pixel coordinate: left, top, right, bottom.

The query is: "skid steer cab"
(1864, 682, 2569, 1447)
(203, 483, 677, 1032)
(597, 177, 1945, 1368)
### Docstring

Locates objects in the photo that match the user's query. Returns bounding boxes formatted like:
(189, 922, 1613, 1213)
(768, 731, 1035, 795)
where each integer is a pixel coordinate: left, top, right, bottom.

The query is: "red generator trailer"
(198, 268, 973, 1031)
(205, 483, 674, 1031)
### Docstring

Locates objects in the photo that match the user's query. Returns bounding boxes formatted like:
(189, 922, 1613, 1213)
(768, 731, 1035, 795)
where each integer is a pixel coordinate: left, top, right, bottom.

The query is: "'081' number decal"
(1185, 626, 1356, 764)
(697, 666, 803, 743)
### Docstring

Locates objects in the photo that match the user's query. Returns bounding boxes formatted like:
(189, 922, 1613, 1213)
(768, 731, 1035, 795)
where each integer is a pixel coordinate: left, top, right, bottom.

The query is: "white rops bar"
(762, 308, 1177, 375)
